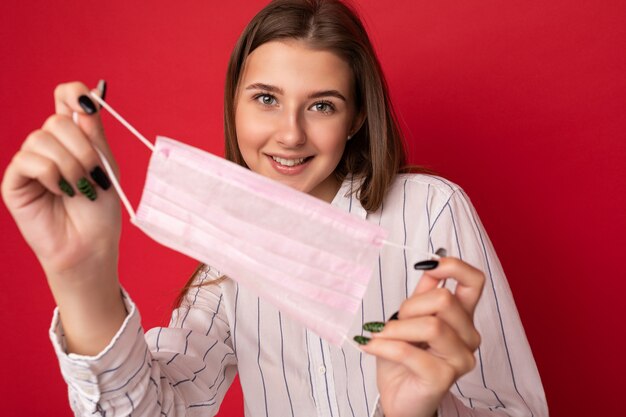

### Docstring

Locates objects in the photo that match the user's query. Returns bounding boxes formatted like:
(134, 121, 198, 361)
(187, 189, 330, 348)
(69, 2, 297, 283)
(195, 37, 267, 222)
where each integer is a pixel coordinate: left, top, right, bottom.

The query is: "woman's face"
(235, 40, 361, 202)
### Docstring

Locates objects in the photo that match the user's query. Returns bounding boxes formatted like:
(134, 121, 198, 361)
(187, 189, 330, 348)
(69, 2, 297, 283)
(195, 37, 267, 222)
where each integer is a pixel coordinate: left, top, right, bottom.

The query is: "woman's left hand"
(359, 256, 485, 417)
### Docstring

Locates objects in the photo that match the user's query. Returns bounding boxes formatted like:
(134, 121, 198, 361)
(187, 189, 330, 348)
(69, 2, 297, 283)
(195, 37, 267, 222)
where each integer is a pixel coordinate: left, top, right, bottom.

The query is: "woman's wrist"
(57, 282, 127, 355)
(45, 262, 126, 355)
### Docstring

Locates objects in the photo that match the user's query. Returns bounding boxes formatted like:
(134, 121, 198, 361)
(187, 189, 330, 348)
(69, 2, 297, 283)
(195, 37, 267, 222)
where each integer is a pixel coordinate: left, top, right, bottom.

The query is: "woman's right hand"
(1, 81, 127, 355)
(2, 81, 120, 278)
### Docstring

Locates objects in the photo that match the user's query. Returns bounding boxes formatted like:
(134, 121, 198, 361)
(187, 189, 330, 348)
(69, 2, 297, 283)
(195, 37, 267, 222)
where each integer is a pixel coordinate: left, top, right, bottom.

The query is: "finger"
(54, 82, 114, 167)
(54, 81, 99, 117)
(395, 288, 481, 350)
(22, 129, 88, 187)
(414, 257, 485, 316)
(371, 315, 477, 376)
(413, 272, 439, 294)
(41, 115, 112, 191)
(3, 150, 65, 198)
(361, 338, 456, 387)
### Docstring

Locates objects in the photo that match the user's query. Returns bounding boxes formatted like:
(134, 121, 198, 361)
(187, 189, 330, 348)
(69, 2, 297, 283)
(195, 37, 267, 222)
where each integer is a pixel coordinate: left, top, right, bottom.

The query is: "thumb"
(413, 271, 440, 295)
(412, 248, 448, 295)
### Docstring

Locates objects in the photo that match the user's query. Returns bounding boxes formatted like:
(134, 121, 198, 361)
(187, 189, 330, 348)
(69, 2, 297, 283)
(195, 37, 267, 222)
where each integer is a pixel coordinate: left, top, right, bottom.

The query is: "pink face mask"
(88, 93, 433, 346)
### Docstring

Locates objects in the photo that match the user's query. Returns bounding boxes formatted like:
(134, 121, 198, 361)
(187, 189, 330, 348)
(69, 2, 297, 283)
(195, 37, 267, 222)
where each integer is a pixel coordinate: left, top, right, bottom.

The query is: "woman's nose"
(276, 108, 306, 148)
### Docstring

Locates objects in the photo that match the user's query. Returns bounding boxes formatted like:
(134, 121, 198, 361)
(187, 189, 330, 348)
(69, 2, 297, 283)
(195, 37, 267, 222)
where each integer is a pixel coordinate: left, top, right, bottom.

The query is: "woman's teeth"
(272, 156, 306, 167)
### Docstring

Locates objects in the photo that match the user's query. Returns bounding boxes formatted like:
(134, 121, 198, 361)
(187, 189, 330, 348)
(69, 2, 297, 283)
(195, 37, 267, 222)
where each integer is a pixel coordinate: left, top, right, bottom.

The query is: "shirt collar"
(330, 175, 368, 220)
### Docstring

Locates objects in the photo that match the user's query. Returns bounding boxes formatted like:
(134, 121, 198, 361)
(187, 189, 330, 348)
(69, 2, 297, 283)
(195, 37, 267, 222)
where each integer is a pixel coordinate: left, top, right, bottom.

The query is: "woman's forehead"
(239, 40, 354, 97)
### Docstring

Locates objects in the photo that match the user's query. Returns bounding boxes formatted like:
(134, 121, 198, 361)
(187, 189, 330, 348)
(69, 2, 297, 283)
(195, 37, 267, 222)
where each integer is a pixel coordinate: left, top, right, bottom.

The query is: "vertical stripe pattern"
(49, 174, 547, 417)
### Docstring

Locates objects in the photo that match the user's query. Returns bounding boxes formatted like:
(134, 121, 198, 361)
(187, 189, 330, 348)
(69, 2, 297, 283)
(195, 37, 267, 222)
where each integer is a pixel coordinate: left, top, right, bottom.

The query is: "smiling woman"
(223, 0, 409, 214)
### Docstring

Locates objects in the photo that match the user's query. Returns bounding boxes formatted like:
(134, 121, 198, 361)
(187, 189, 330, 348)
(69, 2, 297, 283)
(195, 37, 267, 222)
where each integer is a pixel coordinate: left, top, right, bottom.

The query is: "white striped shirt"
(50, 174, 548, 416)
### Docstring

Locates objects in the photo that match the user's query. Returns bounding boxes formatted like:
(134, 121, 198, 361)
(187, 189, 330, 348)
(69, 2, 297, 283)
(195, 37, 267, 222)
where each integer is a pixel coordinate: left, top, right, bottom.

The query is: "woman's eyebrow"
(245, 83, 346, 101)
(308, 90, 347, 101)
(246, 83, 283, 94)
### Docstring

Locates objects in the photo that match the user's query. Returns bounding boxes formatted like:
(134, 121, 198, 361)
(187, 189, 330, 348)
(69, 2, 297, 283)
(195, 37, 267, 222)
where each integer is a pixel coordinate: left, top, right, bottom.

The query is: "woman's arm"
(429, 189, 547, 416)
(1, 82, 127, 356)
(361, 184, 547, 417)
(51, 266, 237, 416)
(2, 83, 238, 416)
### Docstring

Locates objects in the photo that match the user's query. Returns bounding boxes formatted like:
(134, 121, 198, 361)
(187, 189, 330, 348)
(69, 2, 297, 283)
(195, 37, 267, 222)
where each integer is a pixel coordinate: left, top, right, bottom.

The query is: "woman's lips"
(266, 154, 312, 175)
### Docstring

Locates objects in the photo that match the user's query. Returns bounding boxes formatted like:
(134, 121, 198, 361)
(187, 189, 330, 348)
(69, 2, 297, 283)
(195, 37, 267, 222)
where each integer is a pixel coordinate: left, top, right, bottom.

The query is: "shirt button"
(318, 365, 326, 374)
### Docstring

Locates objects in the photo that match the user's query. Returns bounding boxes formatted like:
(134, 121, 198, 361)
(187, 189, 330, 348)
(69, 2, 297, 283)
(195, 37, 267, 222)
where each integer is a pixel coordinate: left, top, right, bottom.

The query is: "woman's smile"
(266, 153, 313, 175)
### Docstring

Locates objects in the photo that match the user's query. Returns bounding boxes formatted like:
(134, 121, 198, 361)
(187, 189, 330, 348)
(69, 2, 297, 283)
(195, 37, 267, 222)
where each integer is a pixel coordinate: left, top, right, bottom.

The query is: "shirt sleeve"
(49, 265, 237, 416)
(429, 188, 548, 417)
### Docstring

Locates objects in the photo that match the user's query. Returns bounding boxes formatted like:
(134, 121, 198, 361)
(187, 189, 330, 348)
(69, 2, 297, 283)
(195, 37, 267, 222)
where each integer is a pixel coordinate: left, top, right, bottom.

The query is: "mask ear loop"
(95, 145, 136, 220)
(89, 92, 158, 222)
(71, 92, 156, 222)
(89, 92, 154, 152)
(381, 239, 440, 261)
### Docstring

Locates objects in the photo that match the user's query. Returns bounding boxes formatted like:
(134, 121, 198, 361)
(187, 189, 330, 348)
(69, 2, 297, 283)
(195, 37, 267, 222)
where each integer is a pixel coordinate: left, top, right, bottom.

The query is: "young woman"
(1, 0, 547, 416)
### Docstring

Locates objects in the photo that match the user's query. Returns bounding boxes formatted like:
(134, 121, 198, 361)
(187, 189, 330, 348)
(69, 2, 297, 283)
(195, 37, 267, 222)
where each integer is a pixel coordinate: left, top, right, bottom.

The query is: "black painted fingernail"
(353, 335, 370, 345)
(77, 177, 97, 201)
(414, 260, 439, 270)
(363, 322, 385, 333)
(90, 166, 111, 190)
(97, 79, 107, 101)
(78, 95, 97, 114)
(435, 248, 447, 257)
(388, 311, 399, 321)
(58, 178, 75, 197)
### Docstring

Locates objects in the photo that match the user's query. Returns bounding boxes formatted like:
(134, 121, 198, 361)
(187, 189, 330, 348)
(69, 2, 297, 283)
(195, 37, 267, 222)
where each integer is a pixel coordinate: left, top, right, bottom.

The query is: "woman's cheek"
(236, 110, 272, 148)
(315, 123, 348, 154)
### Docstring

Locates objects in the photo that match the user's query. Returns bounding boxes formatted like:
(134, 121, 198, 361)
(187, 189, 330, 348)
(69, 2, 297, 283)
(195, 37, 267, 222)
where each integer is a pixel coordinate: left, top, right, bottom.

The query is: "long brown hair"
(177, 0, 418, 308)
(225, 0, 407, 212)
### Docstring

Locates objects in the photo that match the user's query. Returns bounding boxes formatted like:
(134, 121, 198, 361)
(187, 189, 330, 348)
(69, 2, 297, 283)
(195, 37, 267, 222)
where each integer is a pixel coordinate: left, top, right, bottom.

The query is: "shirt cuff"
(371, 392, 451, 417)
(48, 289, 145, 404)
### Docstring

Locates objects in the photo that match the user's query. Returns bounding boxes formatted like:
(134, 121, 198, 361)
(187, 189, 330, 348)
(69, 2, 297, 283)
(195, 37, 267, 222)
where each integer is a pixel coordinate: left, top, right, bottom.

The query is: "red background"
(1, 1, 625, 415)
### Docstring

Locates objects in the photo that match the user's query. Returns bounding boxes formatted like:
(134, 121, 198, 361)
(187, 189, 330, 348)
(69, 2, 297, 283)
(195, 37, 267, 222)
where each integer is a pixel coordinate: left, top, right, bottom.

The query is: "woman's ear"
(350, 111, 367, 138)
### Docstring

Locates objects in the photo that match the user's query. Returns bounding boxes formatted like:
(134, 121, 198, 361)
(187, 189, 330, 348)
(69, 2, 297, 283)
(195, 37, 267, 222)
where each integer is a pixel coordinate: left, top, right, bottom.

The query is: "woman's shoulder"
(374, 173, 467, 218)
(390, 173, 463, 200)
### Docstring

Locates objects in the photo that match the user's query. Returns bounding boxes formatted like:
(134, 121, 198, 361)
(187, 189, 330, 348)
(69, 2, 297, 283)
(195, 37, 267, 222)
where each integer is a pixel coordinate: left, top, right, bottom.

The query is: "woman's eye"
(312, 101, 335, 114)
(255, 94, 276, 106)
